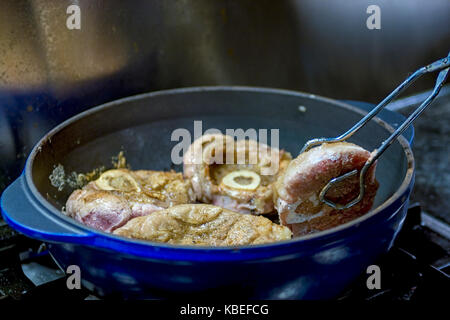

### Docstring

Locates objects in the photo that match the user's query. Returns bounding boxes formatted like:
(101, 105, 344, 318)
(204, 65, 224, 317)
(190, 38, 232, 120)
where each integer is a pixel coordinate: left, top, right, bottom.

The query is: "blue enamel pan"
(1, 87, 414, 299)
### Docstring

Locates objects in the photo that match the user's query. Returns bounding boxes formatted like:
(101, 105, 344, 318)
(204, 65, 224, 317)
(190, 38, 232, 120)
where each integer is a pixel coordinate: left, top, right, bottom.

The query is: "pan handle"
(1, 175, 95, 244)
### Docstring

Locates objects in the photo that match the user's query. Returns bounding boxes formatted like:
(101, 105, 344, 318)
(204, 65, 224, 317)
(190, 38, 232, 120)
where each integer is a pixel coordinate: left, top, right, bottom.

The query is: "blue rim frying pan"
(1, 86, 415, 299)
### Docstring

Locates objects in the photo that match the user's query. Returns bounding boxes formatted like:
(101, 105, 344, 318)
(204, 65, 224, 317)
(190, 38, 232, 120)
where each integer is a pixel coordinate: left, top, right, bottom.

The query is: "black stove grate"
(0, 204, 448, 301)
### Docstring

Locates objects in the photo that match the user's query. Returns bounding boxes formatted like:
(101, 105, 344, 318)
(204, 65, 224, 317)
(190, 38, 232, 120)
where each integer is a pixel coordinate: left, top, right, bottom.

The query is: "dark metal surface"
(394, 90, 450, 225)
(1, 0, 449, 100)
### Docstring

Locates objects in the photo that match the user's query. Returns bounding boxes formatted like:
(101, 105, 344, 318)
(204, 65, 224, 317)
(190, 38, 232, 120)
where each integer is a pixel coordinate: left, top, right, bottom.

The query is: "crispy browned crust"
(113, 204, 292, 246)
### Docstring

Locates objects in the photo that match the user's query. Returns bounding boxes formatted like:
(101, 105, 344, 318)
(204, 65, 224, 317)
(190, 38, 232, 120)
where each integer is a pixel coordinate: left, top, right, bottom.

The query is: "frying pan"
(1, 87, 414, 299)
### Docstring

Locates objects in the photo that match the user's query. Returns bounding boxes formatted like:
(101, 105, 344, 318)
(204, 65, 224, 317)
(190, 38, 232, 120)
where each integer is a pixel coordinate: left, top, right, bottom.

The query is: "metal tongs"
(300, 53, 450, 210)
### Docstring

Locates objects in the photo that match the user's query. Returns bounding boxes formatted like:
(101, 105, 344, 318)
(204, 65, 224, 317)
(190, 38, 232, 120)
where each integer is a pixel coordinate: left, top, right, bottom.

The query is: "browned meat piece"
(113, 204, 292, 246)
(274, 142, 379, 237)
(183, 134, 292, 215)
(65, 169, 195, 232)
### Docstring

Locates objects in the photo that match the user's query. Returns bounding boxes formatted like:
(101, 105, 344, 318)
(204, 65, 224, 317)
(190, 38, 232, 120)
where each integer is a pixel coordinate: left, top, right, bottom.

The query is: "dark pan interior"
(30, 88, 411, 213)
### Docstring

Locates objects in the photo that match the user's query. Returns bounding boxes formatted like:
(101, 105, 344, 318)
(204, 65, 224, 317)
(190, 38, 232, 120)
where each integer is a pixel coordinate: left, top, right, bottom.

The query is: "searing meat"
(65, 169, 195, 232)
(113, 204, 292, 246)
(274, 142, 379, 236)
(183, 134, 292, 215)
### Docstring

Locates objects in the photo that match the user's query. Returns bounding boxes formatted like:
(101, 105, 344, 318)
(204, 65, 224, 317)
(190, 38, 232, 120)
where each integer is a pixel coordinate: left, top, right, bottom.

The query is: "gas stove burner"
(0, 204, 448, 300)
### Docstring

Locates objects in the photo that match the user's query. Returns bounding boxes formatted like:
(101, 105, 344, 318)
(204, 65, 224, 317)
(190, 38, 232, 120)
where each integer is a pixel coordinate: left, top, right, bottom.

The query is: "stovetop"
(0, 88, 449, 300)
(398, 92, 450, 226)
(0, 204, 448, 300)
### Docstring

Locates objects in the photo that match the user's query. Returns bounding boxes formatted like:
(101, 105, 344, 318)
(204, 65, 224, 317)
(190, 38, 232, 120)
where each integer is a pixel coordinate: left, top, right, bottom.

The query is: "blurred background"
(0, 0, 449, 222)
